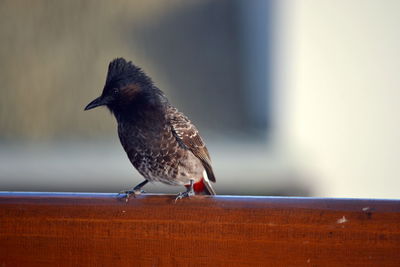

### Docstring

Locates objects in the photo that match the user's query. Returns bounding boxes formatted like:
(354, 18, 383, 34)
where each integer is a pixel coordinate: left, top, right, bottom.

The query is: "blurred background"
(1, 0, 400, 198)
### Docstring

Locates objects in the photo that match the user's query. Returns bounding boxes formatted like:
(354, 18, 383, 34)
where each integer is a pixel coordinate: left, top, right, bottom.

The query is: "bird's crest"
(106, 58, 152, 87)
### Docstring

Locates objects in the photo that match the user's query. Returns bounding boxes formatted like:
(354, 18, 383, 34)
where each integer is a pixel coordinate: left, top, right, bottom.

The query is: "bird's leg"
(118, 180, 149, 201)
(175, 179, 195, 202)
(132, 179, 149, 193)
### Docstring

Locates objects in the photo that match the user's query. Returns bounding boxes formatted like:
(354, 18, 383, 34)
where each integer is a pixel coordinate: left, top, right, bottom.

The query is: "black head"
(84, 58, 155, 112)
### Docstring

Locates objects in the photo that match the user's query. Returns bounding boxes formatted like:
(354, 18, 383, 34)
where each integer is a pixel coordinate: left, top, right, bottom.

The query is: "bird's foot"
(175, 190, 194, 202)
(117, 189, 145, 202)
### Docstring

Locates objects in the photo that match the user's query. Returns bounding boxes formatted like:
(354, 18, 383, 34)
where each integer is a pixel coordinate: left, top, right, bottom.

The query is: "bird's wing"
(167, 106, 216, 182)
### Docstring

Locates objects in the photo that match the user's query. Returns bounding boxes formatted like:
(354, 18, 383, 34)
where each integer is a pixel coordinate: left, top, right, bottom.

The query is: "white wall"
(275, 0, 400, 198)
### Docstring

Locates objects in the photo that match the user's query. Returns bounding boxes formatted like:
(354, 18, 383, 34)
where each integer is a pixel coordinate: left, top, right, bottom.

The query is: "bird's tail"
(185, 172, 216, 195)
(202, 177, 216, 195)
(198, 170, 216, 195)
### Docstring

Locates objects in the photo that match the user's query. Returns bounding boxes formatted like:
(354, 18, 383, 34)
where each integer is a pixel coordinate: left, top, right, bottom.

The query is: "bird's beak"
(84, 96, 106, 111)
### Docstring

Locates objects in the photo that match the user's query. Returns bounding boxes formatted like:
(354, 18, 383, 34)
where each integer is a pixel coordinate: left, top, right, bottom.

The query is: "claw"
(175, 190, 194, 203)
(117, 180, 149, 202)
(175, 179, 195, 203)
(117, 189, 145, 202)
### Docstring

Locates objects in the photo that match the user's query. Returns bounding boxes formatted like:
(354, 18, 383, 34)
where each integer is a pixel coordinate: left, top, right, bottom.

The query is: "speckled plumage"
(118, 105, 208, 186)
(85, 58, 216, 195)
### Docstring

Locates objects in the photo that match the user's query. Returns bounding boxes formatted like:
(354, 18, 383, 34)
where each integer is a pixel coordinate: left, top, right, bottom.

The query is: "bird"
(84, 58, 216, 200)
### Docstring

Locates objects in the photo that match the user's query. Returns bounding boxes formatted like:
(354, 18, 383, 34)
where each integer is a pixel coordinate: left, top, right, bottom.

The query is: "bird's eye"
(112, 88, 119, 95)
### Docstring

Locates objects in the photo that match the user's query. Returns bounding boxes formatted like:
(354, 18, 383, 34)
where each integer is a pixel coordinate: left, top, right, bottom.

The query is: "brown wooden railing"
(0, 192, 399, 266)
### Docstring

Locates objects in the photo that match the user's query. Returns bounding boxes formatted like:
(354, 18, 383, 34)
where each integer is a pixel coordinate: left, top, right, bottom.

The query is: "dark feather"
(106, 58, 153, 88)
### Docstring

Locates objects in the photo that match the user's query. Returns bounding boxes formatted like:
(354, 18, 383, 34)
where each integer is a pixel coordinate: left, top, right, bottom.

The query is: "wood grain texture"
(0, 192, 399, 266)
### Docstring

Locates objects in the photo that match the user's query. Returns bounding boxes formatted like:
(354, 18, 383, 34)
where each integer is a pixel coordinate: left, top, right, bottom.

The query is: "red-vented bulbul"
(85, 58, 216, 200)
